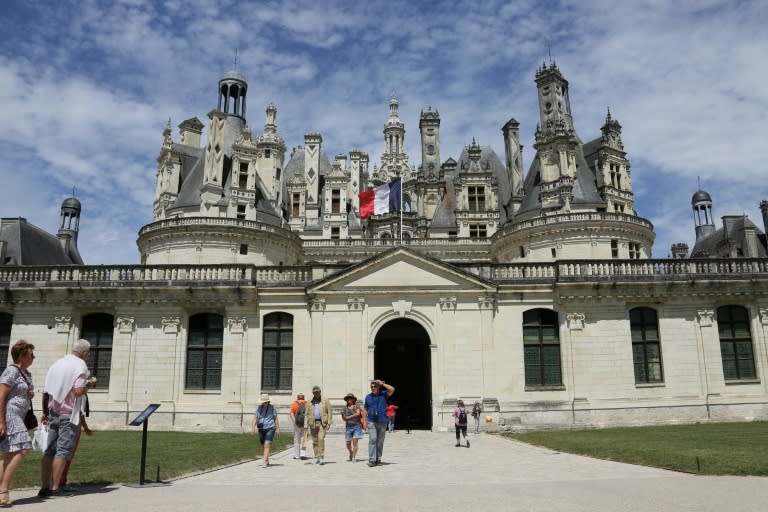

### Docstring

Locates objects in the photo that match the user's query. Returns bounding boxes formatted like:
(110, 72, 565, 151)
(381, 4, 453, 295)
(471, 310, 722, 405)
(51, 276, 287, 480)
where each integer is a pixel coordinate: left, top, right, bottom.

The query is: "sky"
(1, 0, 766, 264)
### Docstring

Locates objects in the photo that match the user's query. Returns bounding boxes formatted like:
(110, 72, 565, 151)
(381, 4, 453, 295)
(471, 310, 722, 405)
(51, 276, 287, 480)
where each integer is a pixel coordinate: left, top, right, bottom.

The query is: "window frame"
(185, 313, 224, 391)
(629, 307, 664, 385)
(717, 305, 757, 382)
(261, 312, 293, 391)
(81, 312, 114, 389)
(522, 308, 563, 388)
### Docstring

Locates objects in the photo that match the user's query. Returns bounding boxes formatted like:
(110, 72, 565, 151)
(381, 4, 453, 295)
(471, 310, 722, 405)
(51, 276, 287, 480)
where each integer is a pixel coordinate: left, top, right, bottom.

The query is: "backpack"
(295, 401, 305, 426)
(458, 408, 467, 424)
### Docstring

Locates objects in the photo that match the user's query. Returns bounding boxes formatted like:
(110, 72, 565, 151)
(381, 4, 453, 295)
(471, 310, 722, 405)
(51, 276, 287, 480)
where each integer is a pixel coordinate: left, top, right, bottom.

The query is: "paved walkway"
(9, 430, 768, 511)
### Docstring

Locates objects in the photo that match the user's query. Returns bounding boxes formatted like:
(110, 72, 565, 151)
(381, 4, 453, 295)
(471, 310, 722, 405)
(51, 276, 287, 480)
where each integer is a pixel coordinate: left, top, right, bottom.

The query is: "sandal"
(0, 489, 13, 506)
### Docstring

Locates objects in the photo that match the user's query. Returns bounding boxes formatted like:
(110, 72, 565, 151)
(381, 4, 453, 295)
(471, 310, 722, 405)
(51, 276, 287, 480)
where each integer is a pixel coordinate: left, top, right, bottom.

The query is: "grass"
(507, 421, 768, 475)
(8, 431, 293, 490)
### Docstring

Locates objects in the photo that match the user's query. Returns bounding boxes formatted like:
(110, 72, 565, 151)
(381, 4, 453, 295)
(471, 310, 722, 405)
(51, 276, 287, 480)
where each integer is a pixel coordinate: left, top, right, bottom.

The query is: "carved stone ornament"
(162, 316, 180, 334)
(760, 308, 768, 326)
(566, 312, 585, 330)
(439, 297, 457, 311)
(478, 296, 495, 310)
(228, 317, 247, 334)
(117, 316, 135, 334)
(697, 309, 714, 327)
(310, 297, 326, 312)
(347, 297, 365, 311)
(392, 299, 413, 317)
(54, 315, 72, 334)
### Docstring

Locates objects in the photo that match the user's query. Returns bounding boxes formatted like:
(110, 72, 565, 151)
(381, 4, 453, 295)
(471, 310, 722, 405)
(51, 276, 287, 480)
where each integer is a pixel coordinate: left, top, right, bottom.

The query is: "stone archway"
(374, 318, 432, 430)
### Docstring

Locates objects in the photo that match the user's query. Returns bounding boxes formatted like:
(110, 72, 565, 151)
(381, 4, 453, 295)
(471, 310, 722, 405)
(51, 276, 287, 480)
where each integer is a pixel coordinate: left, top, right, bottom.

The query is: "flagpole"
(399, 176, 403, 245)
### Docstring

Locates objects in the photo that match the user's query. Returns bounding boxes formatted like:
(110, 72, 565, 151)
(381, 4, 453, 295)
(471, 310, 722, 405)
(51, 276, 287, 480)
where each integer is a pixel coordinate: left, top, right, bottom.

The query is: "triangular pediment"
(308, 248, 495, 294)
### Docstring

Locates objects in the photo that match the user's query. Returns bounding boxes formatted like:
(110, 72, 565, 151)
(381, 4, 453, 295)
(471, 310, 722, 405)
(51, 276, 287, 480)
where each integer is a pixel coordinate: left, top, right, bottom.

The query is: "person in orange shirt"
(289, 393, 307, 459)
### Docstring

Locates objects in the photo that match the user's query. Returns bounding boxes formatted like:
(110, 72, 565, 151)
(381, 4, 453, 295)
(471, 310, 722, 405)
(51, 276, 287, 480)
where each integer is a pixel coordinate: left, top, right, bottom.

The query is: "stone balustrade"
(1, 259, 767, 287)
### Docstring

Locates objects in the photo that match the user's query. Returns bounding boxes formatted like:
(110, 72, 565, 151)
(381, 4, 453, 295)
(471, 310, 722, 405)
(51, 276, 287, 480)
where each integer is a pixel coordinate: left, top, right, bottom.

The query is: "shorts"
(345, 424, 364, 441)
(44, 411, 77, 460)
(258, 428, 276, 445)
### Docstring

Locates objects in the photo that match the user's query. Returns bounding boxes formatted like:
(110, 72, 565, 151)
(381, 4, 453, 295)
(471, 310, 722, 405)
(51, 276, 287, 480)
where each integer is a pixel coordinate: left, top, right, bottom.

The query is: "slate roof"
(0, 218, 83, 265)
(691, 215, 768, 258)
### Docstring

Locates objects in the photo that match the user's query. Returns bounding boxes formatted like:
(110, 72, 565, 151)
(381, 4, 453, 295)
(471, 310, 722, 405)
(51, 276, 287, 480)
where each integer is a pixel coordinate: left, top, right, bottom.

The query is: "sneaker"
(60, 485, 77, 493)
(367, 461, 376, 467)
(37, 488, 52, 499)
(455, 443, 460, 447)
(319, 458, 325, 465)
(466, 440, 470, 448)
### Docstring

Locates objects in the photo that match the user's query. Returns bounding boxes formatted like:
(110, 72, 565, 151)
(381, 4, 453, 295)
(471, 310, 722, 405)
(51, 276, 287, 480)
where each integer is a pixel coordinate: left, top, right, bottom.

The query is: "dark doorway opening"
(374, 318, 432, 430)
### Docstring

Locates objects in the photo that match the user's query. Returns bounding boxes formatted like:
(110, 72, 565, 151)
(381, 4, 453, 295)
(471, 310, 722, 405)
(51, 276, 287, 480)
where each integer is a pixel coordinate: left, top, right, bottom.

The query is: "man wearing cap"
(304, 385, 332, 465)
(289, 392, 307, 459)
(363, 379, 395, 467)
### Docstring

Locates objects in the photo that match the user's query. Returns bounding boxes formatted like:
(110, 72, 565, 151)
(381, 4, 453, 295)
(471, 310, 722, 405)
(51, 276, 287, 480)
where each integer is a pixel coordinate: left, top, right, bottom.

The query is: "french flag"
(359, 177, 401, 219)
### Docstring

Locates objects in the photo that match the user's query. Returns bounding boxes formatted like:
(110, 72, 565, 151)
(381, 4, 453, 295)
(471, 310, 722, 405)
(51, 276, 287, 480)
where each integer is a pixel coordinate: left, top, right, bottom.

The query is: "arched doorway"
(374, 318, 432, 430)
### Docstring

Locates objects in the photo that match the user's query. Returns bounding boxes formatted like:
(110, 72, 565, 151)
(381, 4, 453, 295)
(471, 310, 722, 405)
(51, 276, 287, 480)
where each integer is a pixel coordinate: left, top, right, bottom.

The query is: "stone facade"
(1, 64, 767, 433)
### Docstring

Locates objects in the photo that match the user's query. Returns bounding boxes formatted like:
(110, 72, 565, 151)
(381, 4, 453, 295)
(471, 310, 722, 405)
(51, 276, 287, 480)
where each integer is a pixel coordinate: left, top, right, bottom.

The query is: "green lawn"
(507, 421, 768, 475)
(8, 431, 293, 490)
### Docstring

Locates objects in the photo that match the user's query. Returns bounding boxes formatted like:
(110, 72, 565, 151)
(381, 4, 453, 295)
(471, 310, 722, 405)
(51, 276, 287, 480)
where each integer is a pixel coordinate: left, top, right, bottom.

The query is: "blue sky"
(1, 0, 766, 264)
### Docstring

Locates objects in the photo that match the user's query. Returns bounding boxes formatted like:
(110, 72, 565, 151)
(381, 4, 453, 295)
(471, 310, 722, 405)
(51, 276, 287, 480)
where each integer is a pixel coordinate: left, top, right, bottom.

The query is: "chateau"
(1, 63, 767, 431)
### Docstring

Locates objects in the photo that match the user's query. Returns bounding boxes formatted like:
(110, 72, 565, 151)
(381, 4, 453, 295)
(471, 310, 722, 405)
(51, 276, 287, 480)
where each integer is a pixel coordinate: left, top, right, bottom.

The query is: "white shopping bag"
(32, 425, 48, 452)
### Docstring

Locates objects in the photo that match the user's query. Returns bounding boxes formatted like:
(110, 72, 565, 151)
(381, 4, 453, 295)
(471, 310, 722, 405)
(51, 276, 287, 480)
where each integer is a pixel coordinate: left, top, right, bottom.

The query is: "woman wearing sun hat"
(341, 392, 365, 462)
(251, 393, 279, 467)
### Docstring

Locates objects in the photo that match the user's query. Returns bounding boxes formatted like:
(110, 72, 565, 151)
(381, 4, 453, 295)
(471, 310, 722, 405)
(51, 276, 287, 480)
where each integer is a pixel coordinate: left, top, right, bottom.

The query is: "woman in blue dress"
(0, 340, 37, 505)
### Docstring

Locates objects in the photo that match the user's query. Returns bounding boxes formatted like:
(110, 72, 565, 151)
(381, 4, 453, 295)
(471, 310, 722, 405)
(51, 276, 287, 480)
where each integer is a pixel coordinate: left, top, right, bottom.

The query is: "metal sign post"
(129, 404, 161, 485)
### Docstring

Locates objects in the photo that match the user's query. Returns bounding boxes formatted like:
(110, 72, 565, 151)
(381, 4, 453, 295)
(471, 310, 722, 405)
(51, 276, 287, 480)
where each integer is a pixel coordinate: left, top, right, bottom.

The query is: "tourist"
(385, 400, 399, 432)
(471, 401, 482, 433)
(341, 393, 365, 462)
(0, 340, 37, 505)
(289, 392, 307, 459)
(39, 339, 96, 498)
(453, 400, 469, 448)
(251, 393, 279, 467)
(43, 392, 93, 492)
(305, 385, 332, 465)
(363, 379, 395, 466)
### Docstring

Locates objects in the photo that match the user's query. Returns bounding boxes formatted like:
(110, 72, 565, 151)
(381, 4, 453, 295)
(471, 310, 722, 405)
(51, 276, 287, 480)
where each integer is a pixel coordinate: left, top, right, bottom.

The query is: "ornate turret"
(692, 189, 715, 240)
(218, 69, 247, 119)
(58, 196, 81, 245)
(419, 106, 441, 178)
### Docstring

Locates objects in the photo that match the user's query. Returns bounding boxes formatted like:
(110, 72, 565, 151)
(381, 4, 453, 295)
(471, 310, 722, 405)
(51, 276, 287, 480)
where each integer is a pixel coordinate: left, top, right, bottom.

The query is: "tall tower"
(502, 118, 524, 214)
(692, 189, 716, 240)
(255, 103, 286, 206)
(533, 62, 578, 210)
(202, 70, 247, 206)
(419, 107, 441, 178)
(379, 93, 410, 183)
(304, 133, 323, 225)
(594, 109, 634, 213)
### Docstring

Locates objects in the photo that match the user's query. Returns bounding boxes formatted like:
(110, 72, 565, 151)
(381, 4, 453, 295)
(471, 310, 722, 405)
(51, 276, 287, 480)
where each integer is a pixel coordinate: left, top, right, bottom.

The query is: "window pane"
(281, 331, 293, 347)
(188, 331, 205, 346)
(647, 362, 663, 382)
(186, 370, 203, 389)
(187, 350, 204, 369)
(207, 350, 222, 370)
(206, 369, 221, 389)
(524, 346, 541, 385)
(263, 331, 279, 347)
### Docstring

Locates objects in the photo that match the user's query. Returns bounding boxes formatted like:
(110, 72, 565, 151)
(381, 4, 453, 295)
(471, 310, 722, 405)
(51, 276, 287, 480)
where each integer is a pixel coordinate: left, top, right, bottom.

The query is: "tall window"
(186, 313, 223, 390)
(523, 309, 562, 387)
(239, 163, 248, 188)
(262, 312, 293, 390)
(468, 186, 486, 210)
(81, 313, 114, 388)
(611, 239, 619, 258)
(717, 306, 756, 381)
(331, 189, 341, 213)
(292, 193, 301, 217)
(628, 243, 640, 259)
(630, 307, 663, 384)
(0, 313, 12, 368)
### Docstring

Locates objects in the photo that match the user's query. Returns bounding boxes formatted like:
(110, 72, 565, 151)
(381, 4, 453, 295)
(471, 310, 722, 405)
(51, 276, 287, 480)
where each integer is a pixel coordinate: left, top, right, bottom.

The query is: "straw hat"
(258, 393, 271, 404)
(343, 392, 357, 402)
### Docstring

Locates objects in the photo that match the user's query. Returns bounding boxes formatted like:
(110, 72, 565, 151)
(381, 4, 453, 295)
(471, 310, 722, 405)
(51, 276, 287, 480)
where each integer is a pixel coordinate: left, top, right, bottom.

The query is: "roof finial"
(72, 186, 76, 198)
(234, 48, 238, 70)
(546, 39, 552, 64)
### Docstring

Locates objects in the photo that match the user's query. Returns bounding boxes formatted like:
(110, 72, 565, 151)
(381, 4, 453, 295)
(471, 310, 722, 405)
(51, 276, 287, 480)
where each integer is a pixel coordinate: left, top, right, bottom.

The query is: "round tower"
(58, 196, 81, 243)
(692, 189, 715, 240)
(218, 69, 247, 118)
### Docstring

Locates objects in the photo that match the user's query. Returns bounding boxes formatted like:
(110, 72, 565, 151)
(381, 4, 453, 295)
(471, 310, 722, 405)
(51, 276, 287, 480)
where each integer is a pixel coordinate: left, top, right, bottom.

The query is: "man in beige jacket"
(305, 385, 332, 464)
